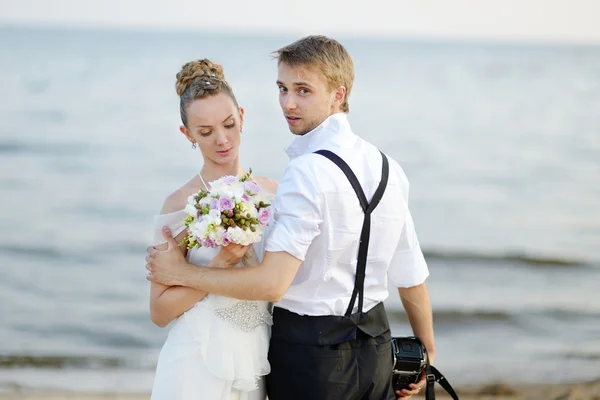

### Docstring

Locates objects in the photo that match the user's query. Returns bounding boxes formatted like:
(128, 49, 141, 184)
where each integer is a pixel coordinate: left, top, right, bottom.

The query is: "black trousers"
(266, 307, 395, 400)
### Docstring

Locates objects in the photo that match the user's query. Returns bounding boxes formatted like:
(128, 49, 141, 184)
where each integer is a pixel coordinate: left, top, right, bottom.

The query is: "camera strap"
(313, 149, 389, 316)
(405, 336, 459, 400)
(425, 363, 459, 400)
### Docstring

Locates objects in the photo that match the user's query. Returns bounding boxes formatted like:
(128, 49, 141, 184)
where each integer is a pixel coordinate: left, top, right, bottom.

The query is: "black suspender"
(314, 150, 389, 317)
(313, 150, 459, 400)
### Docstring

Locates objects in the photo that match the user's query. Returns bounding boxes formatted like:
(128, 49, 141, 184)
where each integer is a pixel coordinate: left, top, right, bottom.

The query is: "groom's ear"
(332, 86, 346, 109)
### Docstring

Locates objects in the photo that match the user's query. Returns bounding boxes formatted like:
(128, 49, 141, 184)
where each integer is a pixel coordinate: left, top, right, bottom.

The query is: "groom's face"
(276, 62, 341, 136)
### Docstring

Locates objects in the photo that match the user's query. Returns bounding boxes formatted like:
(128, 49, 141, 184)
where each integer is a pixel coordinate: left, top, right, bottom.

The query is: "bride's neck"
(200, 158, 244, 182)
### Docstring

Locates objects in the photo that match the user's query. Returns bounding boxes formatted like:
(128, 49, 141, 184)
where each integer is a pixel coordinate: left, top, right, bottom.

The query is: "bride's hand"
(210, 243, 251, 268)
(241, 246, 260, 266)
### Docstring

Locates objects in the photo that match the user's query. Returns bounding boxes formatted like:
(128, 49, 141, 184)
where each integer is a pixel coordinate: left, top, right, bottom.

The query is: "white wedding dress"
(150, 206, 273, 400)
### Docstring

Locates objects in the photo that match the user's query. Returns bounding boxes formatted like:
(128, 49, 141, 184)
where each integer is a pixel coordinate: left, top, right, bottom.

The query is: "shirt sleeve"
(387, 207, 430, 288)
(264, 159, 323, 261)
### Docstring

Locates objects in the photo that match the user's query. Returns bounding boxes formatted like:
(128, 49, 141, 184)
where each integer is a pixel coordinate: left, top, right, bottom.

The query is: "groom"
(146, 35, 435, 400)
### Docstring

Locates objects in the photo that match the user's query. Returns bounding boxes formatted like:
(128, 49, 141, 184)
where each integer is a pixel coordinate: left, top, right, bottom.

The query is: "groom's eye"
(278, 86, 287, 92)
(298, 88, 310, 94)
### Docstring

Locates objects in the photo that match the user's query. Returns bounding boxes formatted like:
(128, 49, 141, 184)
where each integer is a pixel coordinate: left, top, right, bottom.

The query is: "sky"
(2, 0, 600, 44)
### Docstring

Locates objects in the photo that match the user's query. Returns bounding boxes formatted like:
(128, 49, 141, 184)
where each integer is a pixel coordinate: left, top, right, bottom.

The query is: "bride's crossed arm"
(149, 229, 207, 328)
(149, 189, 211, 328)
(148, 194, 259, 328)
(149, 239, 261, 328)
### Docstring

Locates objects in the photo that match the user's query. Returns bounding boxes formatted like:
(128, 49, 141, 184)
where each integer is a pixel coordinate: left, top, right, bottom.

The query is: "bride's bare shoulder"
(160, 175, 203, 214)
(253, 175, 278, 195)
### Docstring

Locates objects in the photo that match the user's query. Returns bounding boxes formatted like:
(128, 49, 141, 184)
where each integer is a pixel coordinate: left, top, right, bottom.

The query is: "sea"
(0, 25, 599, 393)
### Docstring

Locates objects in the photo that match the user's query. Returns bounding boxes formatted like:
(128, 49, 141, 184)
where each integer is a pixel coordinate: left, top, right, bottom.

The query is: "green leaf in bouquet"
(239, 168, 253, 182)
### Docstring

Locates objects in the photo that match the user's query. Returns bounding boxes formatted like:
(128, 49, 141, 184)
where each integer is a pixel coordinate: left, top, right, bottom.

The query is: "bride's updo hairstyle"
(175, 59, 240, 128)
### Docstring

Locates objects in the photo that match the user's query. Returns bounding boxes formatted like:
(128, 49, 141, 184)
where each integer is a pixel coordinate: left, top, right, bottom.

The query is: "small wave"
(388, 308, 600, 324)
(0, 142, 26, 153)
(0, 242, 146, 264)
(388, 309, 511, 323)
(540, 351, 600, 361)
(0, 140, 90, 156)
(0, 244, 99, 264)
(560, 352, 600, 361)
(422, 249, 592, 267)
(0, 355, 125, 369)
(0, 244, 63, 259)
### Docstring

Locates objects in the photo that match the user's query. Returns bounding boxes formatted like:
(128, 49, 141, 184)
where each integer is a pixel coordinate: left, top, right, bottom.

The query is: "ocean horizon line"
(2, 22, 600, 49)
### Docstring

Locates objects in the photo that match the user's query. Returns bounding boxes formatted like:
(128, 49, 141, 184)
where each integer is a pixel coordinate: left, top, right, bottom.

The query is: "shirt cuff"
(264, 217, 319, 262)
(388, 249, 430, 288)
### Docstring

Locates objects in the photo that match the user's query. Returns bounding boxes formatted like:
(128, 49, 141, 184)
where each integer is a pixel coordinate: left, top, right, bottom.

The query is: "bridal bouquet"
(181, 170, 272, 249)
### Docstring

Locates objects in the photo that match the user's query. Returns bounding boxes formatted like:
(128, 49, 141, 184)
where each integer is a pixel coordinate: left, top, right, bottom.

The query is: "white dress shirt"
(265, 113, 429, 316)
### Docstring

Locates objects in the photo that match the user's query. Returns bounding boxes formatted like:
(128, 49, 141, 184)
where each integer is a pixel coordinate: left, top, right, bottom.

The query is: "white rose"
(185, 203, 197, 216)
(247, 204, 259, 219)
(209, 180, 225, 191)
(193, 220, 209, 238)
(230, 184, 245, 200)
(212, 226, 226, 246)
(205, 209, 222, 225)
(245, 230, 260, 245)
(227, 226, 244, 244)
(238, 202, 250, 216)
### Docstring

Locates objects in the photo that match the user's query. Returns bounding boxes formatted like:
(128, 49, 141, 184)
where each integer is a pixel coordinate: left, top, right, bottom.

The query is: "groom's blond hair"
(272, 35, 354, 113)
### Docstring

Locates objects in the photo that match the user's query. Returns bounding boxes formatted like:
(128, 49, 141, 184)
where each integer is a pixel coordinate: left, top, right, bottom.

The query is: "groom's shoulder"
(284, 152, 332, 180)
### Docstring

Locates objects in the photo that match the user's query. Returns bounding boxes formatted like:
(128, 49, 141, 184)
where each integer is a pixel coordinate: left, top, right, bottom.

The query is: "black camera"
(391, 336, 460, 399)
(391, 336, 426, 391)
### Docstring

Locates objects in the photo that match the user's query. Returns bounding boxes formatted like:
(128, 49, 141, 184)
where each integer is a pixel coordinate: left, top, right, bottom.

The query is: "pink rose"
(218, 196, 234, 211)
(244, 181, 260, 194)
(202, 238, 216, 248)
(222, 175, 238, 185)
(258, 208, 271, 226)
(221, 231, 232, 246)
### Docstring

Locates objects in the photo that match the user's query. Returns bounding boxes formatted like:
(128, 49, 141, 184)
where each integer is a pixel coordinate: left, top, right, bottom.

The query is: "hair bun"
(175, 59, 225, 97)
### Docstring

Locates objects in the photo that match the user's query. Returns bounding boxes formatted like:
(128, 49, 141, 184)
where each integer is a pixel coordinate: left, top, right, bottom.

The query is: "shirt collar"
(285, 113, 357, 160)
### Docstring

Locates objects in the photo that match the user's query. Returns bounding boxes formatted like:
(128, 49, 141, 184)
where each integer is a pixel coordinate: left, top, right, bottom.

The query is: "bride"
(148, 59, 277, 400)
